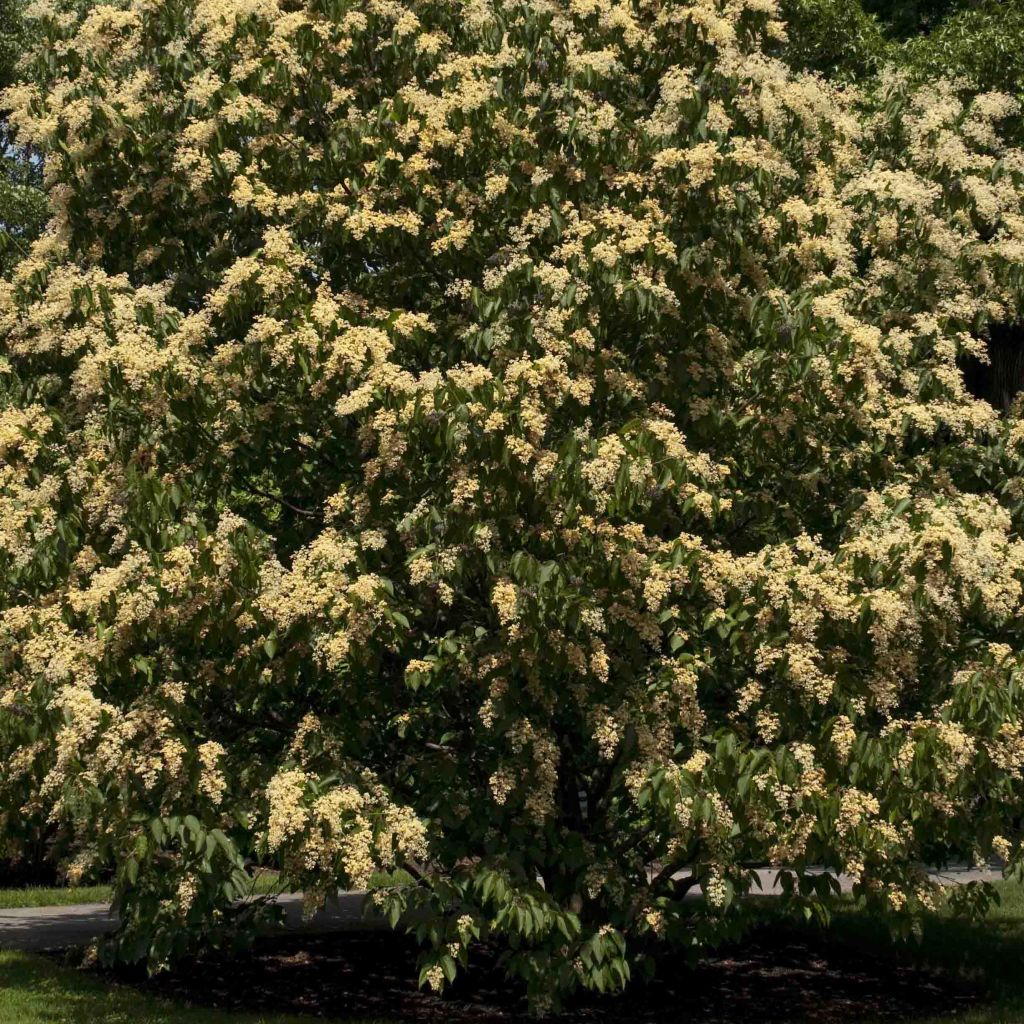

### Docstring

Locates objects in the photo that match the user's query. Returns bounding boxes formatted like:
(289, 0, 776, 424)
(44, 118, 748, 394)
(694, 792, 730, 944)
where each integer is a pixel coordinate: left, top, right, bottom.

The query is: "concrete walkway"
(0, 866, 1004, 953)
(0, 893, 384, 953)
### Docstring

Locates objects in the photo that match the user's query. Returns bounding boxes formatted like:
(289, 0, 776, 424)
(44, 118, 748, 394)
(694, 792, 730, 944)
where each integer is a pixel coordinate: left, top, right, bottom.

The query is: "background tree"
(778, 0, 889, 78)
(780, 0, 1024, 101)
(2, 0, 1024, 1010)
(903, 0, 1024, 100)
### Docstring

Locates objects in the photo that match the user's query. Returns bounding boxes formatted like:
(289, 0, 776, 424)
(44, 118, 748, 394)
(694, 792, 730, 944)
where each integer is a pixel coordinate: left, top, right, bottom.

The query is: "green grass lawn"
(825, 878, 1024, 1024)
(0, 885, 114, 909)
(0, 873, 285, 910)
(0, 949, 390, 1024)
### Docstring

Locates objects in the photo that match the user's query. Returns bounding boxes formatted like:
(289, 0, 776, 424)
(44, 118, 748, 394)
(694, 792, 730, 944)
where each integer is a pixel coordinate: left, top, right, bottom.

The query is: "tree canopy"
(2, 0, 1024, 1008)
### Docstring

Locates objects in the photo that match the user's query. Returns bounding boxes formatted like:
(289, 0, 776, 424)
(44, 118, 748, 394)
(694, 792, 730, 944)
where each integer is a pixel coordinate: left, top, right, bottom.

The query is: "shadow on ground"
(90, 921, 982, 1024)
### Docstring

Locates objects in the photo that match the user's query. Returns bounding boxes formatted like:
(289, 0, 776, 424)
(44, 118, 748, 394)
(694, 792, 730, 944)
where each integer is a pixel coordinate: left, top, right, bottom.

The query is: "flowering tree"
(2, 0, 1024, 1006)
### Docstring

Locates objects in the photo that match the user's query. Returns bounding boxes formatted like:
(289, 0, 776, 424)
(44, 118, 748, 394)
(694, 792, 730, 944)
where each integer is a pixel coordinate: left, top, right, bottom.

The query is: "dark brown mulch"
(94, 925, 980, 1023)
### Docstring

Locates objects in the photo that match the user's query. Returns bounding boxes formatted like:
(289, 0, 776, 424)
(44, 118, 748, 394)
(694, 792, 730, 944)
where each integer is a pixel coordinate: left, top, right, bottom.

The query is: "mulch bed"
(93, 925, 980, 1023)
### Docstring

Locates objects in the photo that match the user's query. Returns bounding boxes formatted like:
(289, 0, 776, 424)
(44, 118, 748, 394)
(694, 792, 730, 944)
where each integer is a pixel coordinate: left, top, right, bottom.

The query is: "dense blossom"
(2, 0, 1024, 1004)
